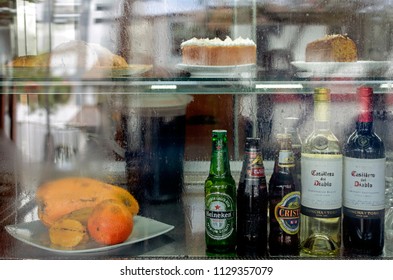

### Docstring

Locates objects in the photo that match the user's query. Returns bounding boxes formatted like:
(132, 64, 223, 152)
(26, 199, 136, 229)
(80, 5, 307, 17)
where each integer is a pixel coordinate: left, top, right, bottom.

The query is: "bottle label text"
(205, 192, 235, 240)
(300, 153, 343, 217)
(274, 191, 300, 234)
(343, 156, 385, 211)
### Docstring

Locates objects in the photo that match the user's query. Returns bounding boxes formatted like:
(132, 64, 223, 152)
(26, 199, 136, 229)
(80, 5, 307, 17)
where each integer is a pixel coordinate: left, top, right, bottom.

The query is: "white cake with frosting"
(180, 36, 256, 66)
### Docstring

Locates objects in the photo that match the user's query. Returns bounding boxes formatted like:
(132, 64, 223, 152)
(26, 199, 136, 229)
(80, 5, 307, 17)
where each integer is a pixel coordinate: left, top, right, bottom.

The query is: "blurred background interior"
(1, 0, 393, 161)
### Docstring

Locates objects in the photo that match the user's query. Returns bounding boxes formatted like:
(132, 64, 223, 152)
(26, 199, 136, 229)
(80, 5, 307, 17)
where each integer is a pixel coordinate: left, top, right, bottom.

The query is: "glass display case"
(1, 0, 393, 259)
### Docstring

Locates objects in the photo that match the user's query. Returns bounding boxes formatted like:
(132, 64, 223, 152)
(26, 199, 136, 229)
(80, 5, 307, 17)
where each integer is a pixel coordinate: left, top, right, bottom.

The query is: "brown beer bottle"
(237, 137, 268, 257)
(268, 133, 300, 256)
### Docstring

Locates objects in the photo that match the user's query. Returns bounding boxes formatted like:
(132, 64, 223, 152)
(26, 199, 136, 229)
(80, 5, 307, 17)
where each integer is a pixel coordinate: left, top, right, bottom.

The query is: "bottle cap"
(314, 88, 331, 102)
(212, 129, 228, 143)
(245, 137, 260, 145)
(246, 137, 260, 141)
(357, 86, 373, 97)
(276, 133, 291, 140)
(245, 137, 261, 151)
(357, 87, 373, 122)
(212, 129, 227, 134)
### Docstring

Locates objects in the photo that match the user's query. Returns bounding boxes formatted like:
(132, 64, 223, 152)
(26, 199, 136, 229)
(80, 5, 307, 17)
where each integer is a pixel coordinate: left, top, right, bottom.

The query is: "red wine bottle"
(343, 87, 385, 256)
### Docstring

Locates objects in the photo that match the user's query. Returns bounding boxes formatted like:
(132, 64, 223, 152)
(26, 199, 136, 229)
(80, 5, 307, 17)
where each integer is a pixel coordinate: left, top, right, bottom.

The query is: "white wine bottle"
(300, 88, 342, 257)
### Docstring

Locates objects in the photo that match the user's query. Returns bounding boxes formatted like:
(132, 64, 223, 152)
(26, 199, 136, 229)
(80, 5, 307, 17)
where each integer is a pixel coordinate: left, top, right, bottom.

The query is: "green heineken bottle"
(205, 130, 237, 255)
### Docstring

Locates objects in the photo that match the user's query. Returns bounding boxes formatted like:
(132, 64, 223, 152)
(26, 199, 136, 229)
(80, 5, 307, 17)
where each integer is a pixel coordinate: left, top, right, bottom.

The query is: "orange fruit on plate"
(49, 218, 88, 248)
(87, 199, 134, 245)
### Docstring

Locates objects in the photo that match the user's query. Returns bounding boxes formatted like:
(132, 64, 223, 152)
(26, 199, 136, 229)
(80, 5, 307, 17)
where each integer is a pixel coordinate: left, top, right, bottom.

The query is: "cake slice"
(305, 34, 358, 62)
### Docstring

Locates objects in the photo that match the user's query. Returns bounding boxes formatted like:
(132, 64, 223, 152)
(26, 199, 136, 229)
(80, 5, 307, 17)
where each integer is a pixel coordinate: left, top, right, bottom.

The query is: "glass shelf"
(2, 76, 393, 95)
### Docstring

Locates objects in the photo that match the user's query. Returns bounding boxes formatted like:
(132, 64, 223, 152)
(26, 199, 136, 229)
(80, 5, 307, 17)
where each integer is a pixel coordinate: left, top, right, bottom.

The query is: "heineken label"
(205, 192, 235, 240)
(274, 191, 300, 234)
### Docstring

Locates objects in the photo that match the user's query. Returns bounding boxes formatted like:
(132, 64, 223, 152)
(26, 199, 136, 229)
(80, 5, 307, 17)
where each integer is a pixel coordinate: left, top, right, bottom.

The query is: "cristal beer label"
(274, 191, 300, 234)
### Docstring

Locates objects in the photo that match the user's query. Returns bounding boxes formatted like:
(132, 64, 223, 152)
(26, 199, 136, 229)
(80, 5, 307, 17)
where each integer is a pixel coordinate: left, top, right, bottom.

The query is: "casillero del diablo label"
(343, 157, 385, 214)
(301, 153, 343, 218)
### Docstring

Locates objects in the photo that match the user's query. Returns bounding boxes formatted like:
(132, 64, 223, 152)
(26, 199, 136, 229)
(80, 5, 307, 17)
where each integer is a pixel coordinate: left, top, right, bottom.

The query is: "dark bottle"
(283, 116, 302, 189)
(343, 87, 386, 256)
(269, 133, 300, 256)
(205, 130, 237, 255)
(237, 137, 268, 257)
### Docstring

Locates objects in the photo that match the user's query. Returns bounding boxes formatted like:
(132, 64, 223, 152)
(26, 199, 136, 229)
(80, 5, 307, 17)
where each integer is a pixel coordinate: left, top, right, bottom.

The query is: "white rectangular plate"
(291, 61, 392, 77)
(5, 216, 174, 254)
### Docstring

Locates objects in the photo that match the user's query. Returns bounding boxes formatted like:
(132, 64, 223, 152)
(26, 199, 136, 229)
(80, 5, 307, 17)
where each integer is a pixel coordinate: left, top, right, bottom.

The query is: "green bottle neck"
(209, 136, 232, 177)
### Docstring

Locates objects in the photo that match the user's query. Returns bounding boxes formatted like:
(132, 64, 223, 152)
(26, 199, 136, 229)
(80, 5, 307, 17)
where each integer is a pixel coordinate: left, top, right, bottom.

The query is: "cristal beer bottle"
(283, 116, 302, 189)
(205, 130, 237, 255)
(237, 137, 268, 257)
(269, 133, 300, 256)
(343, 87, 385, 256)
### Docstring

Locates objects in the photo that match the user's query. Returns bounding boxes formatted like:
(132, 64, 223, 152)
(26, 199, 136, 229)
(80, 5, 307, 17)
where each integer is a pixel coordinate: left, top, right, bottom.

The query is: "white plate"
(177, 63, 256, 78)
(5, 216, 174, 254)
(1, 64, 153, 79)
(108, 64, 153, 77)
(291, 61, 392, 78)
